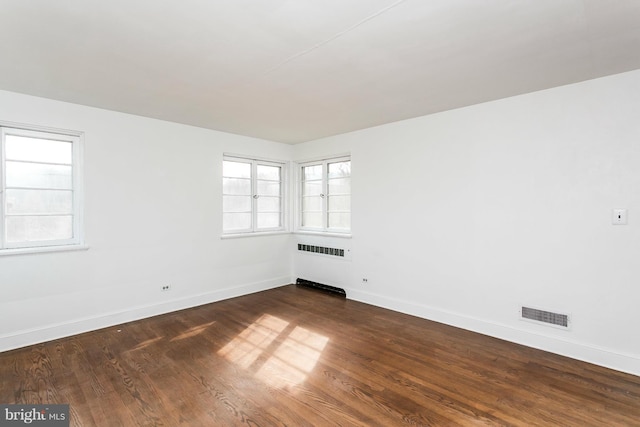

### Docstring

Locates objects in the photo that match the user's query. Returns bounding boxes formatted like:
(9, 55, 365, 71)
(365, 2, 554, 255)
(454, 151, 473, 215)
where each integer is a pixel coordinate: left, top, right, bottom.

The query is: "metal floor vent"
(296, 278, 346, 298)
(298, 244, 345, 257)
(521, 306, 569, 328)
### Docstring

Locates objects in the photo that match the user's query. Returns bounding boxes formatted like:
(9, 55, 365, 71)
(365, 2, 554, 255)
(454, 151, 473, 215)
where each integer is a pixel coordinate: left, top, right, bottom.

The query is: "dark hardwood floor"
(1, 284, 639, 426)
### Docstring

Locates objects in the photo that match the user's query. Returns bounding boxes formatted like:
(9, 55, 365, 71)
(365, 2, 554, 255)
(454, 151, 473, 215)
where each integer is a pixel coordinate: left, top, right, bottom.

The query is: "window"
(223, 156, 285, 234)
(0, 126, 83, 251)
(300, 156, 350, 233)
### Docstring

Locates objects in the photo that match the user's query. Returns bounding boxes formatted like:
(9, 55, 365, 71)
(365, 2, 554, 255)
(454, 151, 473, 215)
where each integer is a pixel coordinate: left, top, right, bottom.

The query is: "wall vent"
(521, 306, 570, 328)
(297, 244, 345, 257)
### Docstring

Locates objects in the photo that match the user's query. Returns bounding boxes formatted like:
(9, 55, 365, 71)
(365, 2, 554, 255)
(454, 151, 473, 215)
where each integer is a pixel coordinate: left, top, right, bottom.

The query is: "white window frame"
(222, 154, 288, 235)
(0, 123, 84, 253)
(297, 155, 351, 235)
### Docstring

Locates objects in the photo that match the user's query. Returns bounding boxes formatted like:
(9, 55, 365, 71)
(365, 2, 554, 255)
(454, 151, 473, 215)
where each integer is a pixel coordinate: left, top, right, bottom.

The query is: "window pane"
(6, 189, 73, 214)
(328, 212, 351, 230)
(328, 177, 350, 195)
(6, 215, 73, 242)
(223, 177, 251, 195)
(302, 196, 322, 212)
(257, 180, 280, 196)
(223, 213, 251, 231)
(222, 157, 286, 234)
(300, 157, 350, 232)
(303, 181, 322, 196)
(328, 161, 351, 178)
(257, 165, 280, 180)
(223, 160, 251, 178)
(257, 213, 280, 229)
(6, 135, 72, 164)
(257, 196, 280, 213)
(302, 212, 323, 228)
(303, 165, 322, 180)
(6, 161, 72, 189)
(223, 195, 251, 213)
(328, 195, 350, 212)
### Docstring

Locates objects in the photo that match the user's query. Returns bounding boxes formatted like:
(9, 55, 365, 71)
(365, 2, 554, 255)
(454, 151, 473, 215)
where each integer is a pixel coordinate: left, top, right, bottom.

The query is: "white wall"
(293, 70, 640, 376)
(2, 70, 640, 377)
(0, 90, 294, 351)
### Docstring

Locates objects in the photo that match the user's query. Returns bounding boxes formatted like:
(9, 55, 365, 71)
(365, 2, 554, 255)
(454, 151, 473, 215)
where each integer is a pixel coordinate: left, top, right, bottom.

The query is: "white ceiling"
(1, 1, 639, 144)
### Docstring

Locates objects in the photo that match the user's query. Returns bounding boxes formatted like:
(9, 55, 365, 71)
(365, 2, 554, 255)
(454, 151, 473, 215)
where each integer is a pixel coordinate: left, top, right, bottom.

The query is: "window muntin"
(223, 156, 285, 234)
(1, 126, 83, 250)
(300, 157, 350, 233)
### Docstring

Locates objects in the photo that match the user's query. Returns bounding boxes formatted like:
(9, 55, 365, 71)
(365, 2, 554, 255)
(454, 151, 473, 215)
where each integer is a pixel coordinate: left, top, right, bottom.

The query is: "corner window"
(0, 126, 84, 251)
(223, 156, 285, 234)
(299, 156, 350, 233)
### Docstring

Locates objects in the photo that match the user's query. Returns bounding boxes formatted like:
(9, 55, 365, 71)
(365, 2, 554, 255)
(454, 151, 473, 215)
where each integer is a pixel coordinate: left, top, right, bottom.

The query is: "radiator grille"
(521, 306, 569, 328)
(298, 244, 344, 257)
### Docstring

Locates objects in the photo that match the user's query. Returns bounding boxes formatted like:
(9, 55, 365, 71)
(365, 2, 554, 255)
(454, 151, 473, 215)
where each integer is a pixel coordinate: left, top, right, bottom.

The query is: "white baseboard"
(345, 287, 640, 377)
(0, 276, 291, 353)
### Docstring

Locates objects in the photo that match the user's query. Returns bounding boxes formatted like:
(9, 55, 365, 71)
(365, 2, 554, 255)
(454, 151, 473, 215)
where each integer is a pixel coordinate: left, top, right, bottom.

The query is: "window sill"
(220, 230, 353, 239)
(0, 244, 90, 257)
(221, 230, 290, 240)
(294, 230, 352, 239)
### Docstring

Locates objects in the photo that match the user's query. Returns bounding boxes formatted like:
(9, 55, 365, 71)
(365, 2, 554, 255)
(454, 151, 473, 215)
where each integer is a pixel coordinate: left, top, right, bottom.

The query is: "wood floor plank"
(1, 284, 639, 426)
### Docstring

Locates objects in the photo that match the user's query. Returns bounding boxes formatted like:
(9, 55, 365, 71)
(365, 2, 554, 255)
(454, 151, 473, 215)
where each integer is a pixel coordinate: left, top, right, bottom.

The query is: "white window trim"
(296, 154, 351, 236)
(293, 230, 352, 239)
(221, 230, 290, 240)
(222, 154, 289, 236)
(0, 122, 85, 254)
(0, 244, 89, 257)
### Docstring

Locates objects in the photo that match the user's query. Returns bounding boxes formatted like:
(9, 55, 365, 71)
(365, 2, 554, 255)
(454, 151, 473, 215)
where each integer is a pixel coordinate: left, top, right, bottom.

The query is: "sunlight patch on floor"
(256, 326, 329, 388)
(217, 314, 329, 389)
(217, 314, 289, 369)
(170, 321, 217, 342)
(129, 336, 165, 352)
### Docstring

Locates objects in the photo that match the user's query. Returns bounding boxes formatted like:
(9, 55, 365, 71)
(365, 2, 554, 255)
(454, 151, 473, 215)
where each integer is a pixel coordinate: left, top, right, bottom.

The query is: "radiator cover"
(296, 278, 346, 298)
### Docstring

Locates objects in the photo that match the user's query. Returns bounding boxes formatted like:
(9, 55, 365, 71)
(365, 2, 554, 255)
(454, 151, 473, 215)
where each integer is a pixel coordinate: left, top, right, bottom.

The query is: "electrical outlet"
(161, 285, 171, 291)
(362, 278, 368, 284)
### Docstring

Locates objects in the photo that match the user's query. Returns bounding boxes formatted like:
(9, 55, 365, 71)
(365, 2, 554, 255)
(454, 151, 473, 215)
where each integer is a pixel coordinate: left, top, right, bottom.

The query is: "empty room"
(1, 1, 640, 426)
